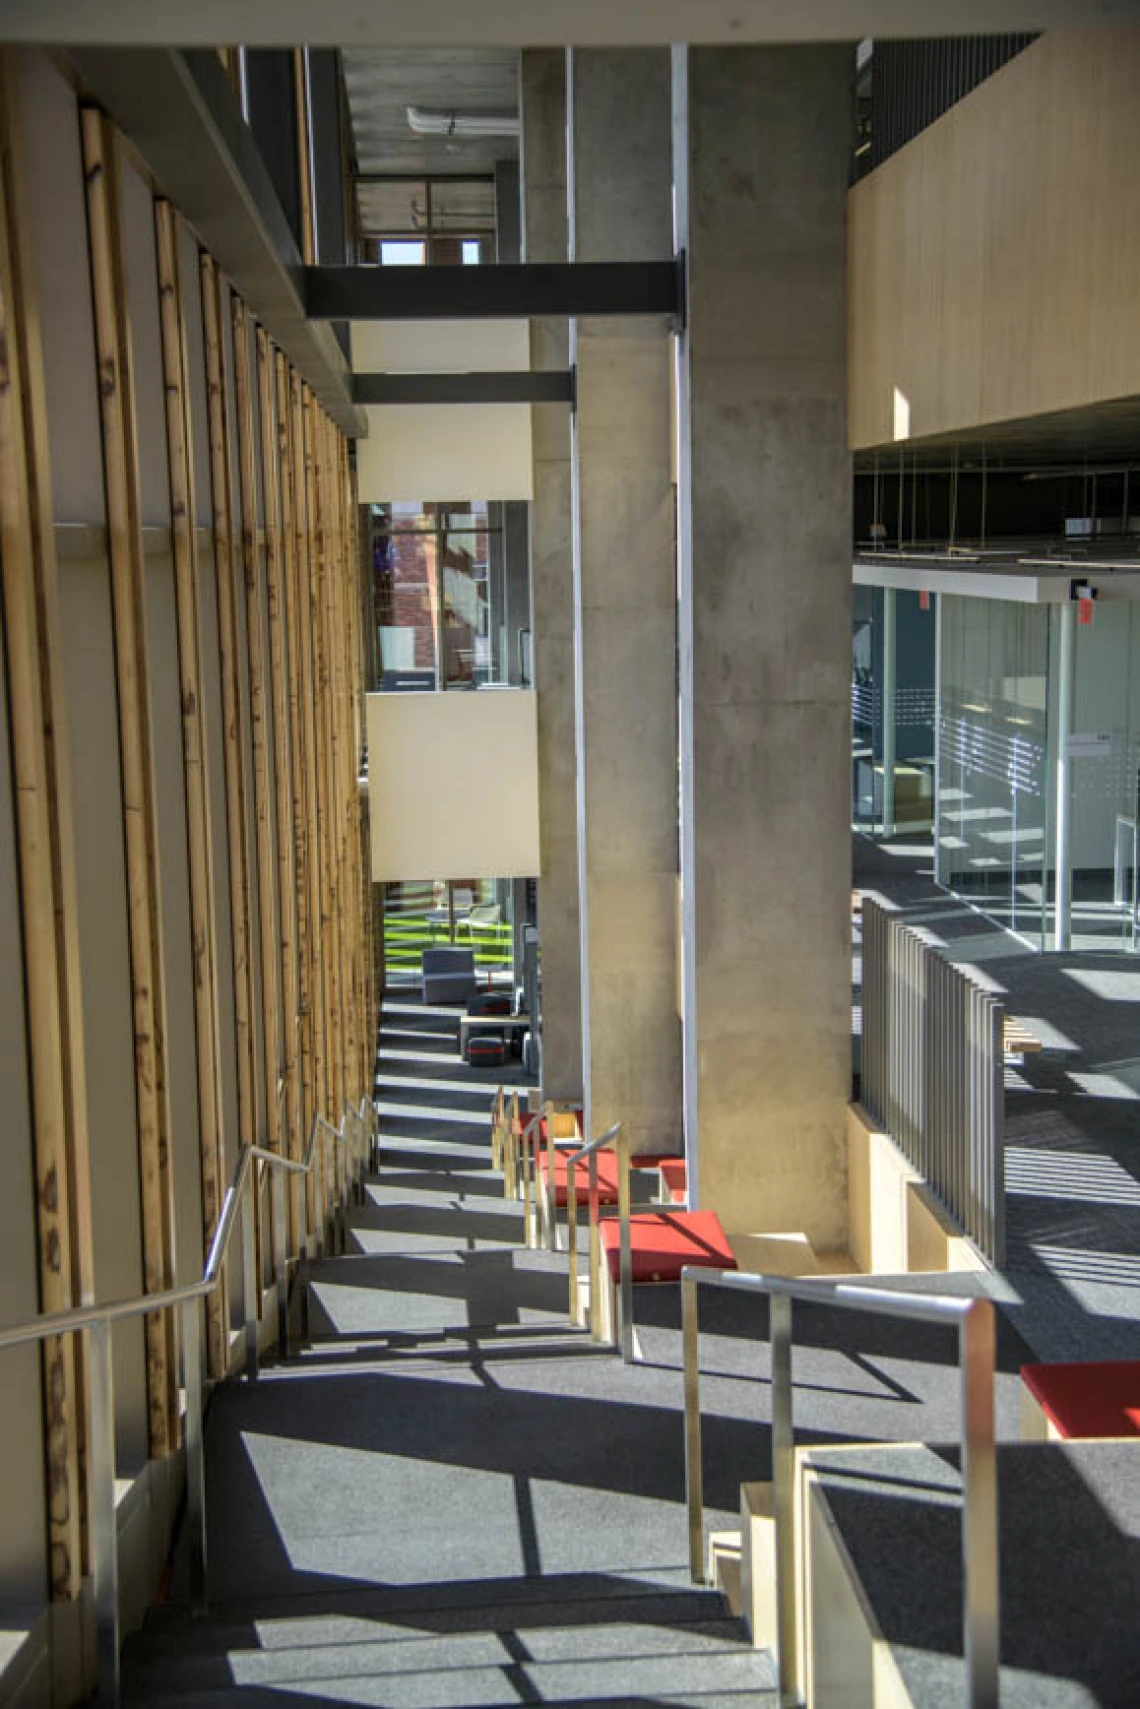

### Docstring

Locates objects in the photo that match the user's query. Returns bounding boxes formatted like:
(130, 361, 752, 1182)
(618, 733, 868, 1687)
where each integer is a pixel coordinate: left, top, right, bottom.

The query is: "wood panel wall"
(0, 43, 374, 1630)
(848, 29, 1140, 450)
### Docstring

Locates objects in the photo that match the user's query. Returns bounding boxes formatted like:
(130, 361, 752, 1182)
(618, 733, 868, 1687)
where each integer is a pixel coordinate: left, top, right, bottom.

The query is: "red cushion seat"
(659, 1159, 687, 1203)
(1021, 1360, 1140, 1440)
(600, 1211, 736, 1284)
(541, 1149, 620, 1208)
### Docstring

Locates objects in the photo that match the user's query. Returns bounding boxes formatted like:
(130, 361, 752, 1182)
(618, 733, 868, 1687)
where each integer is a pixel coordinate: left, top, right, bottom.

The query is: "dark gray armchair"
(421, 946, 478, 1005)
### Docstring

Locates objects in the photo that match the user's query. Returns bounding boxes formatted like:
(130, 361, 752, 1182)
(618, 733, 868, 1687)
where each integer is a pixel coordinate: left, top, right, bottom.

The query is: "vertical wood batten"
(257, 327, 302, 1241)
(80, 105, 177, 1457)
(314, 396, 338, 1206)
(0, 60, 86, 1599)
(200, 254, 255, 1180)
(301, 386, 331, 1146)
(279, 358, 315, 1229)
(289, 371, 326, 1232)
(154, 199, 227, 1378)
(231, 295, 283, 1176)
(293, 49, 316, 269)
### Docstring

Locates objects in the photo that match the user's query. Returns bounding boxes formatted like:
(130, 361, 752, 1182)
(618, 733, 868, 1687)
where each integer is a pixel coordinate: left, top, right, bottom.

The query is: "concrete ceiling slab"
(4, 1, 1135, 46)
(344, 48, 518, 178)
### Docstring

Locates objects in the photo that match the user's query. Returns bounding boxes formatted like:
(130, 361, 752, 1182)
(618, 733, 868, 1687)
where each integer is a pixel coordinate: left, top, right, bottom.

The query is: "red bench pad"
(600, 1211, 736, 1284)
(541, 1149, 621, 1208)
(1021, 1360, 1140, 1439)
(659, 1159, 687, 1203)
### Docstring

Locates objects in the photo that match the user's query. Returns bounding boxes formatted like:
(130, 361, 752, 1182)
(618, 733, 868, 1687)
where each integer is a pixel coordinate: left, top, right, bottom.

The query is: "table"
(459, 1012, 532, 1054)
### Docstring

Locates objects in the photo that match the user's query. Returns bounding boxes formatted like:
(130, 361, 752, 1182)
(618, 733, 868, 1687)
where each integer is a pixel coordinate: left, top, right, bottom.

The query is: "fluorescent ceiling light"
(407, 106, 520, 138)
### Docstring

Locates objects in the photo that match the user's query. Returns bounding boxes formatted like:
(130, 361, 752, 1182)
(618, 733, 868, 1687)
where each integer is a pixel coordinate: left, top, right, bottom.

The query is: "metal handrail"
(541, 1102, 583, 1253)
(563, 1123, 632, 1358)
(0, 1094, 376, 1709)
(681, 1267, 999, 1709)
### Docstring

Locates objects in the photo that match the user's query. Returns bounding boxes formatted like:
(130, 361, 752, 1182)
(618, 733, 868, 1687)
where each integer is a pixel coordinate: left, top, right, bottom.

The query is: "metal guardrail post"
(617, 1126, 634, 1363)
(274, 1162, 289, 1356)
(242, 1163, 259, 1380)
(989, 997, 1006, 1269)
(961, 1299, 1000, 1709)
(567, 1163, 582, 1324)
(769, 1292, 799, 1707)
(682, 1274, 704, 1583)
(546, 1120, 557, 1252)
(181, 1295, 208, 1617)
(89, 1316, 120, 1709)
(588, 1148, 602, 1341)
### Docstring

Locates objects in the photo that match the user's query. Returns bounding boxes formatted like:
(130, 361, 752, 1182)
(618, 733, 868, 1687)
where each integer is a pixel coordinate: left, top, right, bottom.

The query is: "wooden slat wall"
(154, 198, 228, 1378)
(0, 49, 373, 1625)
(81, 105, 180, 1459)
(848, 29, 1140, 449)
(0, 53, 91, 1601)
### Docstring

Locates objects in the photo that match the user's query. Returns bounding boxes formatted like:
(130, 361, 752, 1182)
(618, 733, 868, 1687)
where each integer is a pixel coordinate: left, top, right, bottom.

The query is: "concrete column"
(521, 48, 582, 1103)
(570, 49, 681, 1154)
(674, 47, 852, 1247)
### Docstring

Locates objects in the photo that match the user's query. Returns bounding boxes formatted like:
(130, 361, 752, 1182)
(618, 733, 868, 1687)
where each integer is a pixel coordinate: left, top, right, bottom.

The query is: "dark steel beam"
(305, 261, 682, 322)
(353, 370, 573, 405)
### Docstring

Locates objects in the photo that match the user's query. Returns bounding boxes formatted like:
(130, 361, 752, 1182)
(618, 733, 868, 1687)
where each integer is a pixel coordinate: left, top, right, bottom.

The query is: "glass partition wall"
(384, 878, 516, 989)
(935, 595, 1052, 948)
(852, 586, 936, 835)
(932, 591, 1140, 953)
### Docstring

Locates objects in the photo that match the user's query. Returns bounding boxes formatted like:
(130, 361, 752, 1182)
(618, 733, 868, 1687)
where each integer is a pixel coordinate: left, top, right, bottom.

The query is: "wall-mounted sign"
(1067, 731, 1112, 759)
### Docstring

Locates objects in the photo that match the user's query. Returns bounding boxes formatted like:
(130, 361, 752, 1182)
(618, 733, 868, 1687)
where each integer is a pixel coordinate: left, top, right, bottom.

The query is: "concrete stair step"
(303, 1247, 573, 1339)
(123, 1616, 759, 1695)
(123, 1644, 776, 1706)
(136, 1578, 737, 1646)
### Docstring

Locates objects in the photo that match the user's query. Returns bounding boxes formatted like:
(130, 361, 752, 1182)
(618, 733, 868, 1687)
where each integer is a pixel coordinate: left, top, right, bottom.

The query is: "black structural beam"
(305, 260, 682, 322)
(353, 370, 574, 406)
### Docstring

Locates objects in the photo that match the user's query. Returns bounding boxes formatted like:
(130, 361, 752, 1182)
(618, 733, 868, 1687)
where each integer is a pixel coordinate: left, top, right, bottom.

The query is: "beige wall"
(356, 401, 534, 504)
(849, 30, 1140, 449)
(367, 690, 541, 880)
(350, 318, 530, 372)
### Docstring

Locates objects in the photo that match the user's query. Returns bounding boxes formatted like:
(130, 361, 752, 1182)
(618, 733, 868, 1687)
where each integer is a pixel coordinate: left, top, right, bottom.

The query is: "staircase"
(120, 998, 777, 1706)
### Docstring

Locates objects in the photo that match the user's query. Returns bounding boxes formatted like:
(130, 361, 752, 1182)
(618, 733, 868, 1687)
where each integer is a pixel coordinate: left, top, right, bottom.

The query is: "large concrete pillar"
(521, 49, 583, 1103)
(674, 47, 852, 1246)
(569, 49, 681, 1154)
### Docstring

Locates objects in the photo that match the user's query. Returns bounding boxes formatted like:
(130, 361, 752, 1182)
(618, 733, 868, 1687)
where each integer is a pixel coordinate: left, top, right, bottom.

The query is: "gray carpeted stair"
(120, 999, 776, 1705)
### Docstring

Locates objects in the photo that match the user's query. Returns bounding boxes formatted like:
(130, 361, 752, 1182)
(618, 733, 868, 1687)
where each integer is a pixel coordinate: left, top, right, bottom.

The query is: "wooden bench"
(1004, 1016, 1043, 1058)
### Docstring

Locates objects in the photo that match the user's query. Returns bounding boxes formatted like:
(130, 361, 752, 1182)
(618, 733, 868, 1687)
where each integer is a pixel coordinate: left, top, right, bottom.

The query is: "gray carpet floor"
(121, 990, 1117, 1706)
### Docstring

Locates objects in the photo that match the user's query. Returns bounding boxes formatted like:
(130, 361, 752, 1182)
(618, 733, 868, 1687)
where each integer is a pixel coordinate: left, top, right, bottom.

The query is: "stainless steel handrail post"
(588, 1148, 602, 1341)
(961, 1298, 1000, 1709)
(242, 1161, 259, 1380)
(273, 1162, 289, 1357)
(770, 1292, 798, 1708)
(546, 1120, 557, 1251)
(617, 1126, 633, 1363)
(89, 1316, 119, 1709)
(682, 1273, 704, 1583)
(181, 1295, 208, 1617)
(567, 1160, 581, 1323)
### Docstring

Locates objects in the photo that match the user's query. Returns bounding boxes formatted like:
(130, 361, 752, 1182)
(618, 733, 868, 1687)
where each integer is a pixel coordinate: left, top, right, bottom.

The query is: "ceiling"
(854, 395, 1140, 475)
(5, 0, 1131, 45)
(343, 48, 519, 178)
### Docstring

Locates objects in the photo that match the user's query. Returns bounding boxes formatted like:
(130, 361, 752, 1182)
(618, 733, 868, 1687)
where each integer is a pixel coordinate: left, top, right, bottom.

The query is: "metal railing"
(0, 1096, 375, 1709)
(682, 1267, 999, 1709)
(861, 895, 1006, 1264)
(564, 1123, 631, 1358)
